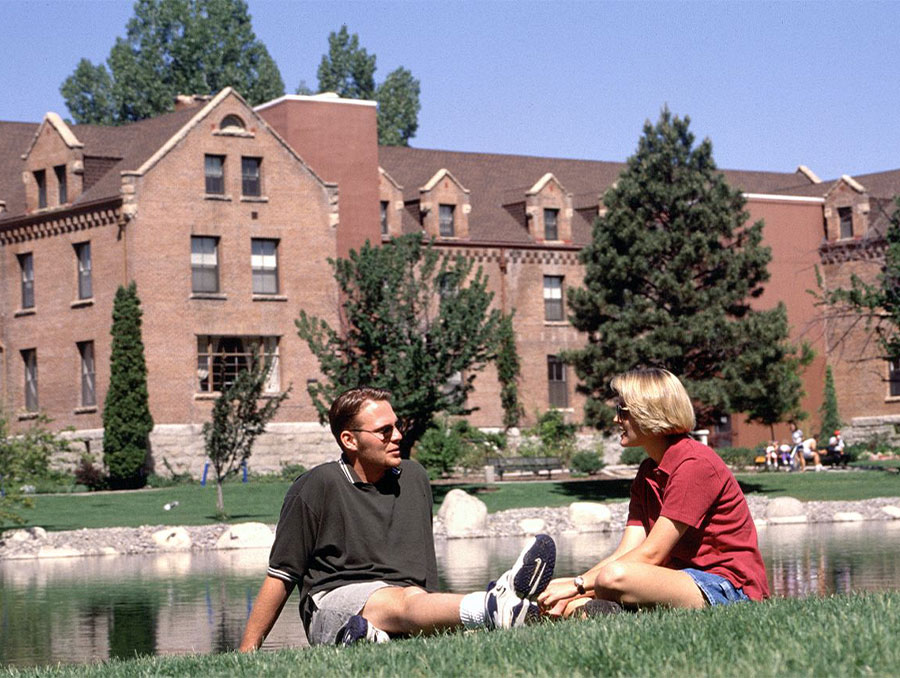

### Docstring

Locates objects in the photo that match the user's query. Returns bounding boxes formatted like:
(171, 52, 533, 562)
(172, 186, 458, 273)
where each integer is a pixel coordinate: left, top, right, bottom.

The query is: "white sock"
(459, 591, 487, 629)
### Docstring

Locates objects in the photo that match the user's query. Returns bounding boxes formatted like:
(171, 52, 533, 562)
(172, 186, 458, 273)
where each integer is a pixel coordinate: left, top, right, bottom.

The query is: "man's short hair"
(328, 386, 393, 443)
(610, 368, 695, 435)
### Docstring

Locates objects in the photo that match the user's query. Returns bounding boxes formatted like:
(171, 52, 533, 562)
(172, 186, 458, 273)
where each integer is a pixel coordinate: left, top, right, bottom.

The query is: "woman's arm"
(538, 524, 647, 613)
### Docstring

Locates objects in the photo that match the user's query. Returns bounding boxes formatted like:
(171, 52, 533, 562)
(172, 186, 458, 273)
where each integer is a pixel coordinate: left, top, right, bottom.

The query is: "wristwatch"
(574, 575, 586, 595)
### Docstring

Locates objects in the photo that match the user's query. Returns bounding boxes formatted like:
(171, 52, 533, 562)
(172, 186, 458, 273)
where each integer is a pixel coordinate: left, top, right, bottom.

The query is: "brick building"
(1, 88, 895, 473)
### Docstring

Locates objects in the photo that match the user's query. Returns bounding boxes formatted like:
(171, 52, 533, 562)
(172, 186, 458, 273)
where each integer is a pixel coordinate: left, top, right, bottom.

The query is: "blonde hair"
(610, 368, 695, 435)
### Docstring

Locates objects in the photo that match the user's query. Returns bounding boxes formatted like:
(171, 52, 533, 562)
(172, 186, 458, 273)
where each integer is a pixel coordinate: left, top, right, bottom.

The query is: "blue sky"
(2, 0, 898, 180)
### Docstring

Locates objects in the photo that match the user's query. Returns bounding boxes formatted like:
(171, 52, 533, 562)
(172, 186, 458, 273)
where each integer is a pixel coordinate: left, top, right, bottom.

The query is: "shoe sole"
(336, 615, 368, 646)
(511, 534, 556, 599)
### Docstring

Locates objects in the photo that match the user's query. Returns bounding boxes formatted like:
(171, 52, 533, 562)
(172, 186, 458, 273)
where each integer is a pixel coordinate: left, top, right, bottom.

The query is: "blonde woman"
(538, 368, 769, 617)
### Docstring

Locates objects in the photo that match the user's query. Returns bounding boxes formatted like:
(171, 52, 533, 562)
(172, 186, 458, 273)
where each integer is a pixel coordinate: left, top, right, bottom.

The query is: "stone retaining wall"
(844, 414, 900, 445)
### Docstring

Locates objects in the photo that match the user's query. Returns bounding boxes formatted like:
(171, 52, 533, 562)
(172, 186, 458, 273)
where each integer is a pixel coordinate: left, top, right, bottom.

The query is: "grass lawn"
(4, 591, 899, 677)
(4, 467, 898, 532)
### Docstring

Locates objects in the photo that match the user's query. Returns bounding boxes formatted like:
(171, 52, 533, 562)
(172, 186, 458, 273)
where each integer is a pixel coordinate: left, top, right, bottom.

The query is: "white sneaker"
(484, 534, 556, 629)
(335, 615, 391, 646)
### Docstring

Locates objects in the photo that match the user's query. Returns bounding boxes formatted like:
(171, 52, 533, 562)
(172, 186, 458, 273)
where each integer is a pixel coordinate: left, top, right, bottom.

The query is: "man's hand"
(239, 576, 294, 652)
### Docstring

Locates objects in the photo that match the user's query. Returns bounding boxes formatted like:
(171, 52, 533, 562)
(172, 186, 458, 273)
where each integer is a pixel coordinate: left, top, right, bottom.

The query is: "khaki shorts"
(307, 581, 392, 645)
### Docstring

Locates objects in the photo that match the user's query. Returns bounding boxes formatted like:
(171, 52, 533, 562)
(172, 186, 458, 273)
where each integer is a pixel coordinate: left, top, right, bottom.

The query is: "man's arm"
(239, 575, 295, 651)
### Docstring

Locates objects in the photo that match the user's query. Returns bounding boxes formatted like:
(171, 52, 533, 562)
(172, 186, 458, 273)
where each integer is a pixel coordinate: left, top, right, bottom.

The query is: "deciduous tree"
(296, 234, 502, 456)
(566, 108, 811, 431)
(61, 0, 284, 124)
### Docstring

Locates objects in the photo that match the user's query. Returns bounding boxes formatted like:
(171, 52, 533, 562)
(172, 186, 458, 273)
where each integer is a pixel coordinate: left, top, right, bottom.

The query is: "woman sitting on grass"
(538, 368, 769, 617)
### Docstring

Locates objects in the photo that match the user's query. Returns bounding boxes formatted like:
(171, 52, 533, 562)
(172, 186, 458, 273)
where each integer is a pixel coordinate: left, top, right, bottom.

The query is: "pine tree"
(103, 282, 154, 488)
(566, 108, 811, 430)
(818, 365, 842, 442)
(60, 0, 284, 124)
(495, 313, 523, 430)
(296, 234, 502, 456)
(203, 359, 290, 517)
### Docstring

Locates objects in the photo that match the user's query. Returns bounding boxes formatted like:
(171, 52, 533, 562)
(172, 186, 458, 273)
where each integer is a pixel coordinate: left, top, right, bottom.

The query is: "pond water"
(2, 521, 900, 668)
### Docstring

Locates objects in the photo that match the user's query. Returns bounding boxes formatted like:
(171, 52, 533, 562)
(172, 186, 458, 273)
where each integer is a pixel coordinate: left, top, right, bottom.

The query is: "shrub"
(620, 447, 645, 465)
(74, 454, 108, 491)
(414, 425, 465, 480)
(279, 462, 307, 480)
(524, 410, 578, 464)
(715, 446, 757, 468)
(571, 450, 605, 475)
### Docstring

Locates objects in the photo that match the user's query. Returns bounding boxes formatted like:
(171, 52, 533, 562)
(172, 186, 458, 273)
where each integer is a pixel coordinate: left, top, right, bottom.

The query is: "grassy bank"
(4, 592, 898, 677)
(4, 469, 899, 532)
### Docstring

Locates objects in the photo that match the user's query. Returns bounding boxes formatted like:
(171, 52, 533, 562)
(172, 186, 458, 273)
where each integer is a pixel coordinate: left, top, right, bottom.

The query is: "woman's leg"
(594, 561, 705, 609)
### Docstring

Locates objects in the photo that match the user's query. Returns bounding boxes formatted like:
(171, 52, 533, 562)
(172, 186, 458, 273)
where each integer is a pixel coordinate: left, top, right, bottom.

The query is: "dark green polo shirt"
(267, 455, 438, 631)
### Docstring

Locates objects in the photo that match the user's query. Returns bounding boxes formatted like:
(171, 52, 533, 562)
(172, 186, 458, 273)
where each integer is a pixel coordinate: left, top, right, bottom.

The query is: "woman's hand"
(537, 577, 585, 617)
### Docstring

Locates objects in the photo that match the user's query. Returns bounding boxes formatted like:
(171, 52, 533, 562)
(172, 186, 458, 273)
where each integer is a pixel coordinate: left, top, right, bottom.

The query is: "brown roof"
(0, 121, 40, 217)
(0, 105, 203, 223)
(379, 146, 820, 246)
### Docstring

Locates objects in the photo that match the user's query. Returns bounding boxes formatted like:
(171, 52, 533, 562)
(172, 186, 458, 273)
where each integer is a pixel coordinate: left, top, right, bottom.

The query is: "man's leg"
(594, 561, 706, 609)
(363, 586, 465, 634)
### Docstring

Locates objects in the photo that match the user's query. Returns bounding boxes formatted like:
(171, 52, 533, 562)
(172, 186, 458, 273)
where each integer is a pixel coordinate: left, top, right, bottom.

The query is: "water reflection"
(2, 522, 899, 668)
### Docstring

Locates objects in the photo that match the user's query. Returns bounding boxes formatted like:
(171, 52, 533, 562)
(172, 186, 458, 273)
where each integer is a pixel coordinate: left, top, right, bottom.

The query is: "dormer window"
(34, 170, 47, 209)
(439, 204, 455, 237)
(838, 207, 853, 239)
(544, 208, 559, 240)
(55, 165, 67, 205)
(221, 115, 245, 131)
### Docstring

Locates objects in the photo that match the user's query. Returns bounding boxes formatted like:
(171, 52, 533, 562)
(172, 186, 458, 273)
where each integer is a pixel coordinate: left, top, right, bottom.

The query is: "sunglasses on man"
(349, 423, 399, 442)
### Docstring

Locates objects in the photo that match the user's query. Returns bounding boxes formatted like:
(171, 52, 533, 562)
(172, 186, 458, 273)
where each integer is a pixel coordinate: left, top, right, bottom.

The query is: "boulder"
(216, 522, 274, 550)
(5, 526, 47, 543)
(152, 527, 192, 551)
(765, 497, 806, 523)
(882, 505, 900, 520)
(37, 546, 83, 559)
(832, 511, 864, 522)
(568, 502, 612, 532)
(518, 518, 546, 535)
(437, 489, 488, 538)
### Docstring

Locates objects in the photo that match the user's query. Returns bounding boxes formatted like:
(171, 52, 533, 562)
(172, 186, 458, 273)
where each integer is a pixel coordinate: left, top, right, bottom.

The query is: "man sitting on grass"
(240, 386, 555, 649)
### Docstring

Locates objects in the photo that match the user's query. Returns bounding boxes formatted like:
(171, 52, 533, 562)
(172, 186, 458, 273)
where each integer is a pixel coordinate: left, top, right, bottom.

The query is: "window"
(544, 208, 559, 240)
(439, 204, 455, 237)
(251, 238, 279, 294)
(18, 253, 34, 309)
(22, 349, 38, 412)
(78, 341, 96, 407)
(890, 361, 900, 398)
(547, 355, 568, 408)
(380, 201, 389, 235)
(543, 275, 564, 321)
(34, 169, 47, 208)
(191, 236, 219, 293)
(55, 165, 67, 204)
(196, 335, 280, 393)
(242, 157, 261, 197)
(205, 154, 225, 195)
(74, 242, 92, 299)
(221, 115, 245, 131)
(838, 207, 853, 239)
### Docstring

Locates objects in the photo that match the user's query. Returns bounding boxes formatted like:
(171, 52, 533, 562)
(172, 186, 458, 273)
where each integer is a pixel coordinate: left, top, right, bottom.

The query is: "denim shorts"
(682, 568, 749, 606)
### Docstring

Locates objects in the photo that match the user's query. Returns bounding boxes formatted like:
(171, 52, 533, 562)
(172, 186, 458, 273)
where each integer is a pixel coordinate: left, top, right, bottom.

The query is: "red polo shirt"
(626, 436, 770, 601)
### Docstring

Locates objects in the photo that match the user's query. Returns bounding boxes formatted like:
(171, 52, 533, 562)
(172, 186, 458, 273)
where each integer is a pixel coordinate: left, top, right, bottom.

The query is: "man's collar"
(338, 453, 402, 485)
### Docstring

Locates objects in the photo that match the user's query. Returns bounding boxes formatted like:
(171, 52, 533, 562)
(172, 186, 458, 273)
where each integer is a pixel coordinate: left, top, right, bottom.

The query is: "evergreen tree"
(60, 0, 284, 124)
(818, 365, 842, 442)
(103, 282, 154, 488)
(312, 25, 421, 146)
(495, 313, 523, 430)
(566, 108, 810, 430)
(296, 234, 502, 456)
(203, 359, 289, 517)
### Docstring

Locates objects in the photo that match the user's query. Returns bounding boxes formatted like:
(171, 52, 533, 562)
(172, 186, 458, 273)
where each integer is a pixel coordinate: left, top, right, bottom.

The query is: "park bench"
(486, 456, 563, 480)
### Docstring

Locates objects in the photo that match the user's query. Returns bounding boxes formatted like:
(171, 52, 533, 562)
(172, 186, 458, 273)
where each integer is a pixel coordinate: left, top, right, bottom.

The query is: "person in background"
(538, 368, 769, 618)
(790, 421, 823, 472)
